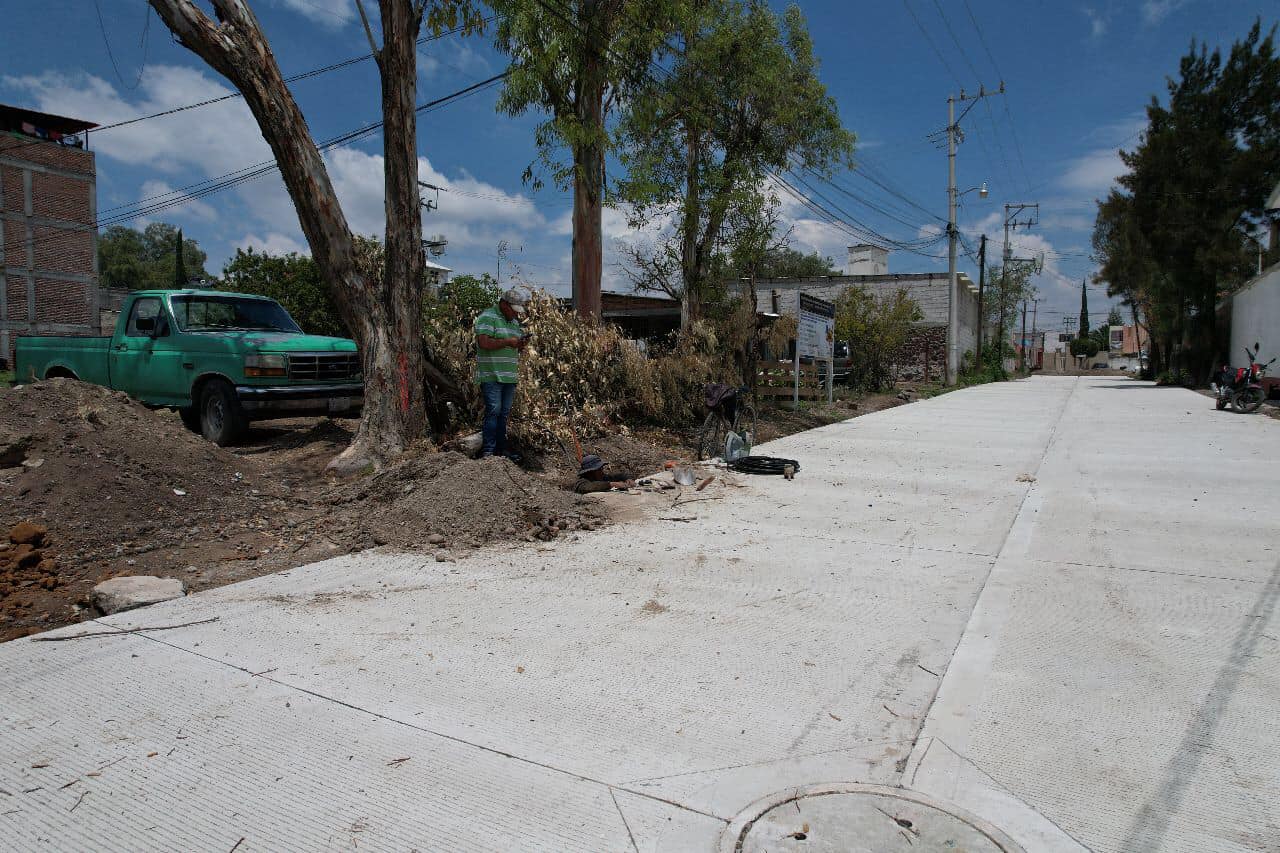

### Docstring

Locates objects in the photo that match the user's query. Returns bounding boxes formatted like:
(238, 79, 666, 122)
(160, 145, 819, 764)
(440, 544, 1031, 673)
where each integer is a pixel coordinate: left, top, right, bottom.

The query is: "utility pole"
(945, 84, 1001, 385)
(976, 234, 987, 369)
(999, 202, 1039, 375)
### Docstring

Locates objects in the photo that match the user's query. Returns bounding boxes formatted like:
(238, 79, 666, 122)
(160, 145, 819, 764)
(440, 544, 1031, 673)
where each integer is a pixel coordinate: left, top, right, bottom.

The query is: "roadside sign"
(794, 293, 835, 408)
(797, 293, 835, 361)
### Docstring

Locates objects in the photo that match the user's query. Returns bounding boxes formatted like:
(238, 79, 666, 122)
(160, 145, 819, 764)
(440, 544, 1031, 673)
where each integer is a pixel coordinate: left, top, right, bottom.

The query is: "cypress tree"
(174, 229, 188, 287)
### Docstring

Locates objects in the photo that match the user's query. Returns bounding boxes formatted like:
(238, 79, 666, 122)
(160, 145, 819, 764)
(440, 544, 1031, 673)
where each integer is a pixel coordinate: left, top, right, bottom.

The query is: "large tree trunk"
(358, 0, 430, 466)
(570, 59, 605, 320)
(149, 0, 428, 471)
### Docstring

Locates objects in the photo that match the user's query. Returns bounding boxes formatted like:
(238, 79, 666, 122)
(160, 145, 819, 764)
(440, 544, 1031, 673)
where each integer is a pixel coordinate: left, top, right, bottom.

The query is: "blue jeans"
(480, 381, 516, 456)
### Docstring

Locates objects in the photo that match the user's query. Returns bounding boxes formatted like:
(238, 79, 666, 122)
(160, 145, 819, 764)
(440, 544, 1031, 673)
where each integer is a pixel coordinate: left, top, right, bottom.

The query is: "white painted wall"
(1229, 264, 1280, 368)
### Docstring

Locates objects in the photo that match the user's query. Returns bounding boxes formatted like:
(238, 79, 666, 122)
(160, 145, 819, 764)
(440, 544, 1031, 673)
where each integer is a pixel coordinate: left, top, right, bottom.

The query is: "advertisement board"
(797, 293, 835, 361)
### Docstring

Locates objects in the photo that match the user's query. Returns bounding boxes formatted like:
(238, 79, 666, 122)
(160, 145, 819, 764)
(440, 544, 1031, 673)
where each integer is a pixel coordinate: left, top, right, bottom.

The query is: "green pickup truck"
(14, 289, 362, 445)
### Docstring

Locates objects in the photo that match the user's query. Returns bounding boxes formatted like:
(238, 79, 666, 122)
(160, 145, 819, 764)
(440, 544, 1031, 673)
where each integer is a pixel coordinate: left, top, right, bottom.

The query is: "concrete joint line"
(898, 380, 1080, 828)
(111, 622, 731, 827)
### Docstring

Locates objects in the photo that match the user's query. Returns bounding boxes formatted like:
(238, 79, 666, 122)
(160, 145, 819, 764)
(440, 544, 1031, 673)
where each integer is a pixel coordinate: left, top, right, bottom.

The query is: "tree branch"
(355, 0, 382, 60)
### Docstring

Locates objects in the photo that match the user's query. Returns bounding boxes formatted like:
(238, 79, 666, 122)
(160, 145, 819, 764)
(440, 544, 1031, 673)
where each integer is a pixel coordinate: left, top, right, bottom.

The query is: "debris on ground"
(91, 576, 187, 615)
(0, 378, 926, 641)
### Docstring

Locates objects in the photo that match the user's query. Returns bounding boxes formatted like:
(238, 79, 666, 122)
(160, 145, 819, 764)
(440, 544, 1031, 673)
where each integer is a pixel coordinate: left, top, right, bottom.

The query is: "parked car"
(14, 289, 361, 445)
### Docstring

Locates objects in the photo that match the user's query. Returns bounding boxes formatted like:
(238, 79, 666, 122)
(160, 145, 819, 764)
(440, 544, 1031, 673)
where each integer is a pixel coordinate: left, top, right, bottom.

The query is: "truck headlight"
(244, 353, 288, 377)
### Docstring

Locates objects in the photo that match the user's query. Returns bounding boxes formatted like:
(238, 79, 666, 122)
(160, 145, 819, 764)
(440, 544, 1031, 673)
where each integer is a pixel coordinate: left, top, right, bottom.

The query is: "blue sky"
(3, 0, 1275, 329)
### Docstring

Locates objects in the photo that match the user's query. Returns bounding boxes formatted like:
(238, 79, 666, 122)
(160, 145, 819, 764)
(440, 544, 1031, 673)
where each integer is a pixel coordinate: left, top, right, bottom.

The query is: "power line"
(92, 0, 146, 92)
(20, 72, 510, 255)
(928, 0, 983, 83)
(902, 0, 963, 87)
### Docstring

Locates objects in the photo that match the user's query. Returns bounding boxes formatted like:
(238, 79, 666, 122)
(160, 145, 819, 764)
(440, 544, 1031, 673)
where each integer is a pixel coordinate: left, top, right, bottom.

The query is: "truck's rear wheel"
(200, 380, 247, 446)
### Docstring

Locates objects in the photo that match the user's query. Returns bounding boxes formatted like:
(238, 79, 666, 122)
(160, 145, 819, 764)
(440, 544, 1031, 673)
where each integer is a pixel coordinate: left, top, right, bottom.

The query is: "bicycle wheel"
(696, 412, 726, 461)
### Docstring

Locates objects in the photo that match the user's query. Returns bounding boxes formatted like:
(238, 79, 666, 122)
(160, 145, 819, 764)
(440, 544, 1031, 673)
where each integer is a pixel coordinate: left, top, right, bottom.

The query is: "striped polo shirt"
(473, 306, 522, 384)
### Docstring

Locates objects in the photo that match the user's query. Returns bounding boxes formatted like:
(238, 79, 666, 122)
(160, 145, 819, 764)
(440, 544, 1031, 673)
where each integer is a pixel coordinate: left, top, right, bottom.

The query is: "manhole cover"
(719, 784, 1024, 853)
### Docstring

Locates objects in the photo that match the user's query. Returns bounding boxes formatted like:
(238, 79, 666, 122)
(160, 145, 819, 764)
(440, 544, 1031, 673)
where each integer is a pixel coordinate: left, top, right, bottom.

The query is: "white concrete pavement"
(2, 377, 1276, 852)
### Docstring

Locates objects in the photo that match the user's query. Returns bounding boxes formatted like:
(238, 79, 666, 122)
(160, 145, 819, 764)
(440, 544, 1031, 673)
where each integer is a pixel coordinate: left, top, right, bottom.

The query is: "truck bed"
(14, 335, 111, 386)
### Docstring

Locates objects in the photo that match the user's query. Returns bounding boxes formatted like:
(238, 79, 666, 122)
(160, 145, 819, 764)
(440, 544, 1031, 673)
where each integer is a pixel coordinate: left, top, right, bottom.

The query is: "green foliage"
(1155, 369, 1193, 387)
(727, 246, 839, 280)
(615, 0, 854, 319)
(982, 263, 1034, 343)
(1070, 337, 1101, 358)
(428, 273, 503, 327)
(1092, 20, 1280, 379)
(98, 223, 210, 291)
(220, 247, 346, 338)
(1107, 307, 1124, 327)
(834, 285, 922, 392)
(489, 0, 681, 189)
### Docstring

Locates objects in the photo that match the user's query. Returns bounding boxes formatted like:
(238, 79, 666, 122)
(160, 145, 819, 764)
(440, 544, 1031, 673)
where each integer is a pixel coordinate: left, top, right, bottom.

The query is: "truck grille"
(287, 352, 360, 382)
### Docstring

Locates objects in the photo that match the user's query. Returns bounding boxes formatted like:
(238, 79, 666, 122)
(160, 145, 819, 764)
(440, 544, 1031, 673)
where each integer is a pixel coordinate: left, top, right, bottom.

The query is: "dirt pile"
(323, 451, 603, 551)
(0, 521, 63, 629)
(0, 379, 289, 565)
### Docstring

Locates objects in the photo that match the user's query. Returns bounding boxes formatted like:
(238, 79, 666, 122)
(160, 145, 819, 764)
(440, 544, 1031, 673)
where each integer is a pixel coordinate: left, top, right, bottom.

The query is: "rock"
(15, 548, 43, 569)
(91, 576, 186, 615)
(10, 521, 48, 547)
(455, 432, 483, 456)
(434, 550, 450, 562)
(426, 533, 446, 545)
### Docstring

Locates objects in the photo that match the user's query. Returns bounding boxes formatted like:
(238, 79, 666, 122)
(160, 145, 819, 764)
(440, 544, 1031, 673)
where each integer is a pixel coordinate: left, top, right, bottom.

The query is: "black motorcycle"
(1212, 342, 1275, 414)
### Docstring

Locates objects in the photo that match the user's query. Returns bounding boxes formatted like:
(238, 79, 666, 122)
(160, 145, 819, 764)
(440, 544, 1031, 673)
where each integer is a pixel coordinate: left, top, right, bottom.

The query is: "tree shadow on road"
(1118, 558, 1280, 851)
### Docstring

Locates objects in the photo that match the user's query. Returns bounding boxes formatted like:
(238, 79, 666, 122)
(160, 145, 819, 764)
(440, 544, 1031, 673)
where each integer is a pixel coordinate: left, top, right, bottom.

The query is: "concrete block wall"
(0, 134, 98, 366)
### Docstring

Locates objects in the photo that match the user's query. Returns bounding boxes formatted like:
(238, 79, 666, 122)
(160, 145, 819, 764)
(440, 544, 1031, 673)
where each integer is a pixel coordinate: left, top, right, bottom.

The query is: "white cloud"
(138, 179, 218, 223)
(322, 148, 545, 250)
(1141, 0, 1191, 25)
(1082, 7, 1108, 39)
(276, 0, 354, 27)
(1058, 148, 1126, 195)
(5, 66, 271, 177)
(237, 232, 310, 257)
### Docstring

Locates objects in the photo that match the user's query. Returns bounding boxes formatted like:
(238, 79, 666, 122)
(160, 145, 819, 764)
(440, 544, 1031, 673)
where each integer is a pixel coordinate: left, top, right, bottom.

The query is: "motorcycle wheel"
(1232, 388, 1264, 414)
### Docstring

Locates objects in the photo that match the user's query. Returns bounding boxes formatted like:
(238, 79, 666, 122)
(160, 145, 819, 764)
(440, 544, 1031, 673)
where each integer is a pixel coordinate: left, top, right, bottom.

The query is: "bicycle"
(696, 384, 757, 461)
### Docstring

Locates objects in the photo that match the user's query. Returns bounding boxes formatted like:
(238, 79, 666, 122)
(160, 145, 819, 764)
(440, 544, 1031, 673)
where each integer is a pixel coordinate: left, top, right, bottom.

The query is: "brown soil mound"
(0, 379, 288, 565)
(323, 451, 602, 551)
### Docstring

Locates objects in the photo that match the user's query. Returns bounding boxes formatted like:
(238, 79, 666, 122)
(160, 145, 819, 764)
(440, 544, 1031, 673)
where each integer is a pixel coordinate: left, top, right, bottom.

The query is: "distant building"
(559, 291, 682, 340)
(0, 104, 99, 365)
(746, 245, 980, 381)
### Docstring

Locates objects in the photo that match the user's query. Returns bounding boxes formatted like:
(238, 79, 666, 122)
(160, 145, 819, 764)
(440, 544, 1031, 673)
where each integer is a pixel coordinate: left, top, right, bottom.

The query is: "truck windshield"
(170, 295, 302, 333)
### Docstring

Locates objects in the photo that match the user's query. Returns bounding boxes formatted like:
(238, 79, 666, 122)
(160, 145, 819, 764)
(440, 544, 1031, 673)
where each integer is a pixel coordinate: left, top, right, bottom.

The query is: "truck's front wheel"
(200, 380, 247, 446)
(178, 406, 201, 433)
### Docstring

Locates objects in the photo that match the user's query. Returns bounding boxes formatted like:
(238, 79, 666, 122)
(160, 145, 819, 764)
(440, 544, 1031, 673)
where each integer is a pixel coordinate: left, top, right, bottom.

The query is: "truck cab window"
(126, 298, 163, 337)
(170, 296, 301, 334)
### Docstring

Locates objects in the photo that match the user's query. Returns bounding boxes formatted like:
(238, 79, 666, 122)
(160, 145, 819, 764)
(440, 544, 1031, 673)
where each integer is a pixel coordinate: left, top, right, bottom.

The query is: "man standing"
(473, 288, 528, 458)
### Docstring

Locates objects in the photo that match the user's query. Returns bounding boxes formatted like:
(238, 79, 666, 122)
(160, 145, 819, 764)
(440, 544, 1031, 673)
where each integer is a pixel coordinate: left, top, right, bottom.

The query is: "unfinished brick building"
(0, 105, 99, 366)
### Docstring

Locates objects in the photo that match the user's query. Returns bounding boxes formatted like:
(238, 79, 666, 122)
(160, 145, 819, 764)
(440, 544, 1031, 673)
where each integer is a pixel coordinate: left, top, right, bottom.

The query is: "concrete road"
(2, 377, 1276, 852)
